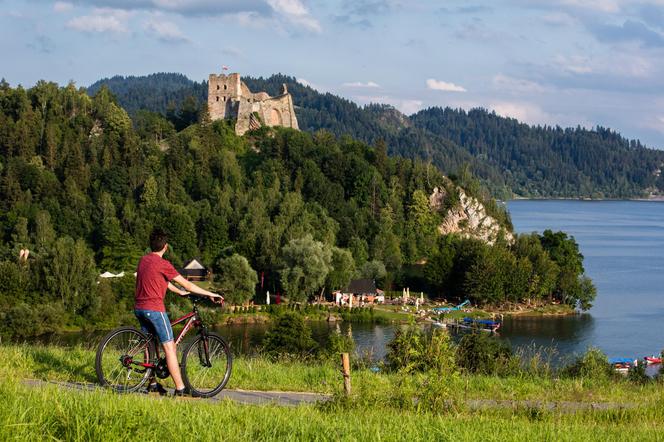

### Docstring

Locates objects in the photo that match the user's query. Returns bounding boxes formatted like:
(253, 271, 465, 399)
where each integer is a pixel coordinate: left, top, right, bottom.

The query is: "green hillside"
(0, 80, 594, 337)
(89, 73, 664, 199)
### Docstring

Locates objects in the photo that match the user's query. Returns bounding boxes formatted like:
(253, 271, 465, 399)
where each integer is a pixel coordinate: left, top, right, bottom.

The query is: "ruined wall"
(207, 72, 299, 135)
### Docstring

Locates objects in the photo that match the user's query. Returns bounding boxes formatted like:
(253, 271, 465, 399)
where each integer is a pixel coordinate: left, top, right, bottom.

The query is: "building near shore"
(335, 278, 385, 306)
(207, 71, 299, 136)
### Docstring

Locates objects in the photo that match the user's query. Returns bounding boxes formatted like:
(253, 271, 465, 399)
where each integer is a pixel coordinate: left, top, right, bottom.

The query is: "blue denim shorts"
(135, 310, 174, 344)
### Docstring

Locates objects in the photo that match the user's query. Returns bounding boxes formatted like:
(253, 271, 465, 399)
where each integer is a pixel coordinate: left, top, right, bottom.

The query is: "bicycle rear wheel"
(95, 327, 154, 393)
(181, 333, 232, 398)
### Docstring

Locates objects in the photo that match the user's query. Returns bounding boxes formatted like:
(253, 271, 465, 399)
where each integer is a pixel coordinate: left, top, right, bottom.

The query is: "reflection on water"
(213, 321, 397, 361)
(498, 315, 595, 364)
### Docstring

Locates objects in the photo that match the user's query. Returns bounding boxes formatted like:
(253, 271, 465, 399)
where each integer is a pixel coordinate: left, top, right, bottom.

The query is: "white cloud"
(426, 78, 467, 92)
(266, 0, 321, 33)
(558, 0, 621, 13)
(67, 8, 131, 33)
(552, 53, 653, 78)
(490, 101, 551, 125)
(492, 74, 548, 94)
(144, 18, 189, 42)
(354, 94, 424, 115)
(342, 81, 380, 88)
(54, 1, 74, 12)
(554, 55, 593, 74)
(642, 115, 664, 134)
(397, 99, 425, 114)
(297, 78, 312, 87)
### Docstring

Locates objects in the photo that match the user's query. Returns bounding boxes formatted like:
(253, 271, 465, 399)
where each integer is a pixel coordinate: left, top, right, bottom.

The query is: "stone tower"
(208, 72, 299, 136)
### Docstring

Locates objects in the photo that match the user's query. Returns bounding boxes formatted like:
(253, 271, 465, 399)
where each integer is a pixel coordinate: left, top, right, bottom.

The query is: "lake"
(503, 200, 664, 361)
(23, 201, 664, 365)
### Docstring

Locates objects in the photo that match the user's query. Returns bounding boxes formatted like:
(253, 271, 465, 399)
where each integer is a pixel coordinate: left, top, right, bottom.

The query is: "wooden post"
(341, 352, 351, 396)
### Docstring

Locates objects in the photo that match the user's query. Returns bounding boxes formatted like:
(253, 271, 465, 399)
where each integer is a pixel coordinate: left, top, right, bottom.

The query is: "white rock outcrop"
(430, 187, 513, 244)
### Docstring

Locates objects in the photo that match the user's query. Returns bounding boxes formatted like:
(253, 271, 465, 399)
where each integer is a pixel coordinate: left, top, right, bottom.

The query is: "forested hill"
(0, 81, 594, 336)
(89, 73, 664, 199)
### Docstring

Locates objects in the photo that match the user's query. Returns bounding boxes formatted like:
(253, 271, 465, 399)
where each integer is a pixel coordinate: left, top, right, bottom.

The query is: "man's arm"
(172, 275, 224, 303)
(167, 282, 189, 296)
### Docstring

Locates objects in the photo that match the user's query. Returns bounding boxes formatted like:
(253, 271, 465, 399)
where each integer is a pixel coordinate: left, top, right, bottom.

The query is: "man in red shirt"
(135, 228, 223, 396)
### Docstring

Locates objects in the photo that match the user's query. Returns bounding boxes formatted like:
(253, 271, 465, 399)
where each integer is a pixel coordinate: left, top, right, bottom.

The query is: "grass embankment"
(4, 379, 664, 441)
(2, 344, 663, 402)
(3, 344, 664, 440)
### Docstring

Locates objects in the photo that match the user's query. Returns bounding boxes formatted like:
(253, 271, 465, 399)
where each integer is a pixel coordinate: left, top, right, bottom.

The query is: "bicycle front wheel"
(181, 333, 232, 398)
(95, 327, 154, 393)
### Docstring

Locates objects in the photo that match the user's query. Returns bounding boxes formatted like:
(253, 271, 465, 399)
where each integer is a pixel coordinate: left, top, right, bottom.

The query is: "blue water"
(504, 200, 664, 360)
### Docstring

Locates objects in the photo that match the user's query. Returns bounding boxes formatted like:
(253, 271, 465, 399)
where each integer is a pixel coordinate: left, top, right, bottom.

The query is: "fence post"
(341, 352, 351, 396)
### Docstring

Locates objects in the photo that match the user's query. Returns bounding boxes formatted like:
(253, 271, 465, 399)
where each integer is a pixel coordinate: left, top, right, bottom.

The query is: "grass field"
(2, 344, 664, 441)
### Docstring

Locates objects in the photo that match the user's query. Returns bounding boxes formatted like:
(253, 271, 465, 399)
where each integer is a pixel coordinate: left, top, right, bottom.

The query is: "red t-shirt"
(134, 253, 180, 312)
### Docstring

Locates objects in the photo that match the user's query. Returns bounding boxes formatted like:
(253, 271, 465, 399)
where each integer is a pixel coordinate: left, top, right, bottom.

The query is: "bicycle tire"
(181, 333, 232, 398)
(95, 326, 155, 393)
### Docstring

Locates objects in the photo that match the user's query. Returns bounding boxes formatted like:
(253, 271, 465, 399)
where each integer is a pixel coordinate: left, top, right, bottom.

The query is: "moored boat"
(609, 357, 636, 374)
(644, 356, 662, 365)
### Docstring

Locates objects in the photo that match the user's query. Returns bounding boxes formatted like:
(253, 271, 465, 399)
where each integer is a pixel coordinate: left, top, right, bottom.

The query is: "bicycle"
(95, 295, 232, 398)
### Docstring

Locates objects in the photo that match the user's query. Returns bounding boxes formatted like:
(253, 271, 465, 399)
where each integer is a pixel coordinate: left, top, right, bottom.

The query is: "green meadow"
(2, 344, 664, 441)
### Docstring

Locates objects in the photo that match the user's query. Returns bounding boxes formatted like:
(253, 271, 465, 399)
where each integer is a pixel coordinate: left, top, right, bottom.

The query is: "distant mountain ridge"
(88, 73, 664, 199)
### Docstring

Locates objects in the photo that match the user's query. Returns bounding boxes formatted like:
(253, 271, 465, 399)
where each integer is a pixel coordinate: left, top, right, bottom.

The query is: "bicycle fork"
(197, 333, 212, 368)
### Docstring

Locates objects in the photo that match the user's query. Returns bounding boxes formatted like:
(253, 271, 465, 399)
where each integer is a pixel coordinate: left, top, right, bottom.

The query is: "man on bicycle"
(135, 228, 223, 396)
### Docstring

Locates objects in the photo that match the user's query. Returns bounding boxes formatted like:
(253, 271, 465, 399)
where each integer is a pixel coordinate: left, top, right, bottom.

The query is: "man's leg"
(162, 340, 185, 391)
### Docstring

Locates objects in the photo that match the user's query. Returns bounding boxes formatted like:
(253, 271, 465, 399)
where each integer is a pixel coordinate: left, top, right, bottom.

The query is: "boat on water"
(609, 358, 636, 374)
(444, 317, 501, 333)
(432, 300, 470, 313)
(644, 356, 662, 365)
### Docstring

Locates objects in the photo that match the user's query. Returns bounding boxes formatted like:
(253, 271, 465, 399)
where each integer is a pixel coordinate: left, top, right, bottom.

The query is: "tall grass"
(2, 344, 663, 405)
(3, 379, 664, 441)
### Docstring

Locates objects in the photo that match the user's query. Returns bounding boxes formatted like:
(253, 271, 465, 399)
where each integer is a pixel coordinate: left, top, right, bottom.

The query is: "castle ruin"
(207, 72, 299, 136)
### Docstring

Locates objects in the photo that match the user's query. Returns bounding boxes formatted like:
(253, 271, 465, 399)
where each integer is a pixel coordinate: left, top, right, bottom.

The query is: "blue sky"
(3, 0, 664, 148)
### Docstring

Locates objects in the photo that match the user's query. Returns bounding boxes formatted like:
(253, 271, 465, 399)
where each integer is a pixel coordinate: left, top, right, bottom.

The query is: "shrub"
(262, 311, 317, 358)
(455, 332, 513, 375)
(627, 362, 650, 385)
(2, 302, 66, 338)
(386, 323, 456, 374)
(560, 347, 614, 381)
(324, 328, 355, 357)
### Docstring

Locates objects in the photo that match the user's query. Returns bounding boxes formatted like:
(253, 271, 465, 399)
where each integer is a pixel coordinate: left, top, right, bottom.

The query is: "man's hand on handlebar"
(209, 294, 224, 305)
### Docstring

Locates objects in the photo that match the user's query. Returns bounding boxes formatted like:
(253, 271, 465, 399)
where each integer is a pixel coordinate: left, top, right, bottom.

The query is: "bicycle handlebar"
(187, 294, 224, 306)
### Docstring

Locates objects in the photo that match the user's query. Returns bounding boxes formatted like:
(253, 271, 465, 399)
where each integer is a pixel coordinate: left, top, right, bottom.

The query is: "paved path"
(23, 379, 638, 412)
(22, 379, 330, 406)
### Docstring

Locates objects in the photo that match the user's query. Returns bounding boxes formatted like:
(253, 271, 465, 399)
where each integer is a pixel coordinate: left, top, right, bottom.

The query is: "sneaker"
(147, 382, 168, 396)
(172, 387, 199, 398)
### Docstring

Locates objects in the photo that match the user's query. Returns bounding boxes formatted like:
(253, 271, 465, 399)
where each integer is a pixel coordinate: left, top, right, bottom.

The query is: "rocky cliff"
(429, 186, 513, 244)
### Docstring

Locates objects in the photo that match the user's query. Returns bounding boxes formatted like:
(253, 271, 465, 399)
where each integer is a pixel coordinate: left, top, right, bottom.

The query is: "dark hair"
(149, 228, 168, 252)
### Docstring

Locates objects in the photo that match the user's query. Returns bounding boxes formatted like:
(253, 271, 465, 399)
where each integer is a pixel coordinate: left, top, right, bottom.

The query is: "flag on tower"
(222, 65, 229, 71)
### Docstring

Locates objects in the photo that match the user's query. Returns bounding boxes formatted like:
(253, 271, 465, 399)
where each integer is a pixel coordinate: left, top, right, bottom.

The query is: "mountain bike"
(95, 295, 232, 398)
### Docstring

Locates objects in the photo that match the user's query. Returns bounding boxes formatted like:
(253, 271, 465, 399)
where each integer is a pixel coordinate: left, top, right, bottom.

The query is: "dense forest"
(89, 73, 664, 199)
(0, 80, 594, 337)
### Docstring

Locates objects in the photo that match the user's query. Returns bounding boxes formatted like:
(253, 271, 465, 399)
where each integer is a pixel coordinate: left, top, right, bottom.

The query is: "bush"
(386, 323, 456, 374)
(455, 332, 513, 375)
(2, 302, 66, 338)
(627, 362, 649, 385)
(324, 328, 355, 357)
(262, 311, 317, 358)
(560, 347, 614, 381)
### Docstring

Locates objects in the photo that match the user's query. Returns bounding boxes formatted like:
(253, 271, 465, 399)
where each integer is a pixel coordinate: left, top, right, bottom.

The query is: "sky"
(2, 0, 664, 148)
